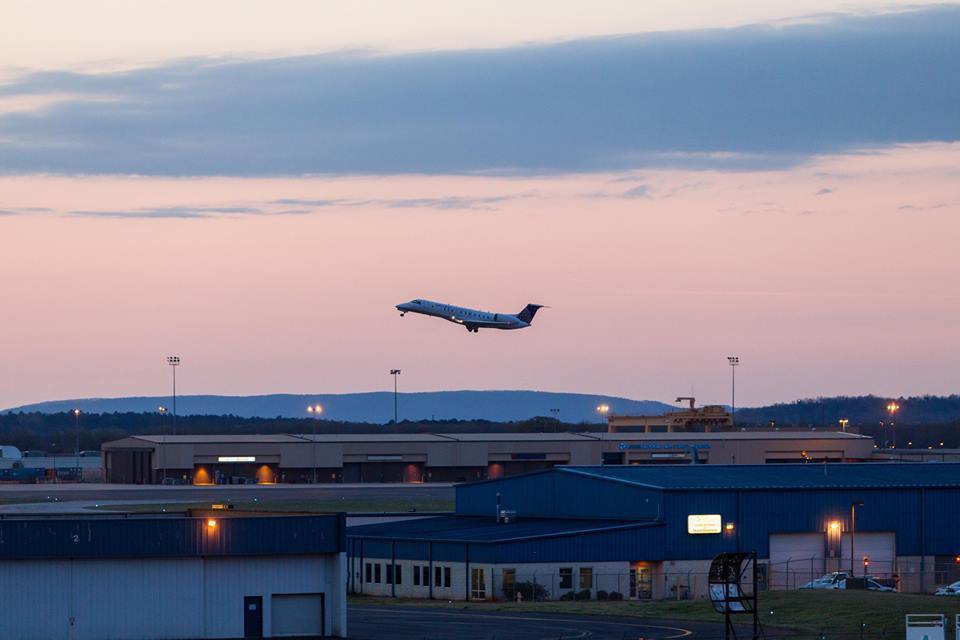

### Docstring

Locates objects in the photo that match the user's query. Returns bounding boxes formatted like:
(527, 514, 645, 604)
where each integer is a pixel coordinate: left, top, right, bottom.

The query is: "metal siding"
(923, 488, 960, 554)
(0, 514, 345, 559)
(457, 472, 662, 520)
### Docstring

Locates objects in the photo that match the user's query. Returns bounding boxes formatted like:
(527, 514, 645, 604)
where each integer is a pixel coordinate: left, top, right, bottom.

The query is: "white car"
(838, 578, 896, 592)
(801, 572, 849, 589)
(934, 581, 960, 596)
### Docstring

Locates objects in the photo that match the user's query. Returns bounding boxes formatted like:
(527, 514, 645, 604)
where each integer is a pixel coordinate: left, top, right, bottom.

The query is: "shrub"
(574, 589, 592, 601)
(607, 591, 623, 601)
(559, 591, 576, 601)
(596, 590, 609, 601)
(512, 581, 550, 602)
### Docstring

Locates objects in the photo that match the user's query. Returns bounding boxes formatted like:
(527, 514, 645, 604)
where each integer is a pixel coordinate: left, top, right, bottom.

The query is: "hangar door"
(769, 533, 825, 590)
(841, 532, 896, 578)
(272, 593, 325, 637)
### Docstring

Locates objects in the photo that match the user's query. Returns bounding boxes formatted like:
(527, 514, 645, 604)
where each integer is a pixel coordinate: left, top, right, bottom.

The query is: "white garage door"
(769, 533, 826, 590)
(272, 593, 324, 637)
(841, 532, 896, 578)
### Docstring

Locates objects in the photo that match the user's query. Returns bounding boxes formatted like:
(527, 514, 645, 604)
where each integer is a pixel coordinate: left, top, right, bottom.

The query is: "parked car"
(838, 578, 895, 592)
(801, 572, 849, 589)
(934, 581, 960, 596)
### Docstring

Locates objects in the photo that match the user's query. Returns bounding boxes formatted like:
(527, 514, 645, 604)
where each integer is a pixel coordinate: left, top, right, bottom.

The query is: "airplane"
(396, 299, 546, 333)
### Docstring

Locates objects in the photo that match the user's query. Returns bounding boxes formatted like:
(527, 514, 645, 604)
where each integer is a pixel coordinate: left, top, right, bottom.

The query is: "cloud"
(0, 209, 19, 216)
(621, 185, 652, 199)
(815, 187, 833, 195)
(0, 7, 957, 176)
(273, 194, 526, 211)
(70, 205, 270, 219)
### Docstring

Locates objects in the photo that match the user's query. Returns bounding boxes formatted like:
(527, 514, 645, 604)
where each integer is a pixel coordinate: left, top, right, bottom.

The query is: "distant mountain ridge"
(3, 391, 675, 424)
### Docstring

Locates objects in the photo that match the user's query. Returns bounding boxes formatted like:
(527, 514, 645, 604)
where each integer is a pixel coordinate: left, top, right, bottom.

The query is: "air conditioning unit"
(498, 509, 518, 524)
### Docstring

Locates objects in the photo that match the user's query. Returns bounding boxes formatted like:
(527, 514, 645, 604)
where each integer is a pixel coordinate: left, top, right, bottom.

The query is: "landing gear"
(465, 326, 479, 333)
(400, 312, 406, 317)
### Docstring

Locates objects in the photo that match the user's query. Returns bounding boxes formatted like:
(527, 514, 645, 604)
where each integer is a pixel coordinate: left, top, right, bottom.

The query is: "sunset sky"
(1, 2, 958, 409)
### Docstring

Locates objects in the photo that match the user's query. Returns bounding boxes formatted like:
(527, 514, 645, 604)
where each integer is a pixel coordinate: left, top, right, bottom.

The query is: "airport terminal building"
(101, 431, 876, 484)
(347, 463, 960, 601)
(0, 511, 348, 639)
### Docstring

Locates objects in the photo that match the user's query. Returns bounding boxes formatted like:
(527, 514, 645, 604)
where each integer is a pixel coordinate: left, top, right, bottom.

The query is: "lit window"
(559, 567, 573, 589)
(579, 567, 593, 589)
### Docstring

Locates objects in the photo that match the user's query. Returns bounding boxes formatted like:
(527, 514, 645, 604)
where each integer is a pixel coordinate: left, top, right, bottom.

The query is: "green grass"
(94, 497, 454, 513)
(350, 591, 960, 635)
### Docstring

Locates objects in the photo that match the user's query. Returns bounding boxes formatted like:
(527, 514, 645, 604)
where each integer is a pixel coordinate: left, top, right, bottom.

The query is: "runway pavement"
(0, 482, 454, 513)
(348, 605, 724, 640)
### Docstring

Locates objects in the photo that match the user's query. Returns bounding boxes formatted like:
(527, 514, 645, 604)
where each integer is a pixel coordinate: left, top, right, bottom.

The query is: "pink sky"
(1, 143, 957, 408)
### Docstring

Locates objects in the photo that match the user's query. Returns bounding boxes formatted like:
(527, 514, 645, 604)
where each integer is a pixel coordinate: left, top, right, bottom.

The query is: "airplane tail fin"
(517, 304, 545, 324)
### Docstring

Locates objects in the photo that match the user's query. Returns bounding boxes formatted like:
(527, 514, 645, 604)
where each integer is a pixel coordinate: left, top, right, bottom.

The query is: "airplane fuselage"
(396, 299, 542, 332)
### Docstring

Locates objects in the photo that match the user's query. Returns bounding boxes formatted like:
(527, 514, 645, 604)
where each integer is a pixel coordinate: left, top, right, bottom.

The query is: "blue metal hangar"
(347, 463, 960, 601)
(0, 511, 348, 639)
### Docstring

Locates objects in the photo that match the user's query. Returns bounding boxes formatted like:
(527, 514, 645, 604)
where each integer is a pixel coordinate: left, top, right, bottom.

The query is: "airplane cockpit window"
(413, 300, 422, 304)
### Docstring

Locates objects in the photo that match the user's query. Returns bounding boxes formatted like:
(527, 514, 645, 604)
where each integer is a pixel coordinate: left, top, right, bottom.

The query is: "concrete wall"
(0, 554, 346, 639)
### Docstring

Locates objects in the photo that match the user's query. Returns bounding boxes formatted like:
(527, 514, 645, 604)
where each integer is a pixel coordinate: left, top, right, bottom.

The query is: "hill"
(3, 391, 674, 424)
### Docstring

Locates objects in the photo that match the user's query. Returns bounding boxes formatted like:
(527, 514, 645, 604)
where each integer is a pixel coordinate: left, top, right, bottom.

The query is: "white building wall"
(0, 554, 345, 639)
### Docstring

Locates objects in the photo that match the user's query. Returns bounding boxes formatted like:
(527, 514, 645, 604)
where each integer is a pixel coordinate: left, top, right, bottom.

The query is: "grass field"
(351, 591, 960, 635)
(95, 498, 454, 513)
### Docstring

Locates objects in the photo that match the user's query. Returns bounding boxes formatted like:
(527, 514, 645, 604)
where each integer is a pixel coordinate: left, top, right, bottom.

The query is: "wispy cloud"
(621, 185, 652, 199)
(0, 7, 956, 176)
(70, 205, 269, 219)
(815, 187, 834, 195)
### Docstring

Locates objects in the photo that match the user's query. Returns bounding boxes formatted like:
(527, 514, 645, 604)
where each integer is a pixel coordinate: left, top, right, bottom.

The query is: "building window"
(386, 564, 393, 584)
(375, 563, 382, 584)
(435, 566, 442, 588)
(579, 567, 593, 589)
(395, 565, 402, 585)
(414, 566, 421, 586)
(365, 562, 372, 583)
(444, 566, 452, 587)
(422, 565, 430, 586)
(471, 567, 486, 600)
(559, 567, 573, 589)
(502, 568, 516, 599)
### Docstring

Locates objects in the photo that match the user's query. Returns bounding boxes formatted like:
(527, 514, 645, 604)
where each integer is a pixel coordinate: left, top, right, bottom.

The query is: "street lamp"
(390, 370, 401, 424)
(727, 356, 739, 427)
(839, 418, 849, 433)
(850, 501, 864, 576)
(306, 404, 323, 483)
(886, 401, 900, 448)
(167, 356, 180, 435)
(596, 403, 610, 424)
(72, 408, 81, 482)
(158, 406, 168, 482)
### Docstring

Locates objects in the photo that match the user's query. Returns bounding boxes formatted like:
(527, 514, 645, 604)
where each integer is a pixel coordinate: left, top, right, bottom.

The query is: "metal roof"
(591, 431, 871, 441)
(0, 513, 346, 559)
(347, 515, 656, 544)
(558, 462, 960, 490)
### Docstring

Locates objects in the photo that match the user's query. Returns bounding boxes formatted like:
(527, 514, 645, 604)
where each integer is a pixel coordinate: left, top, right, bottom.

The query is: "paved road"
(348, 605, 724, 640)
(0, 483, 454, 513)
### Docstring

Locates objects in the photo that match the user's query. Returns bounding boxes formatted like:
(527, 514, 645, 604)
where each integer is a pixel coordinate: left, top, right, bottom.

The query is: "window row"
(363, 562, 452, 588)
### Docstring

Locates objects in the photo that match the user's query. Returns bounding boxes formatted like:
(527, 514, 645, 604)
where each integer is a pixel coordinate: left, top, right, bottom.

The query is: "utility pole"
(72, 409, 81, 483)
(167, 356, 180, 435)
(390, 370, 401, 423)
(850, 501, 863, 576)
(727, 357, 739, 427)
(306, 404, 323, 483)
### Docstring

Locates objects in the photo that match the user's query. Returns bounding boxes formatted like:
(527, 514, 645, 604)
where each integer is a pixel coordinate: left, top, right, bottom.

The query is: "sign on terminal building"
(687, 514, 723, 534)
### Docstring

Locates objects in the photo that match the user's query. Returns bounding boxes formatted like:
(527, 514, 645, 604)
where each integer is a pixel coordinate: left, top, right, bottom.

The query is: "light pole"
(839, 418, 849, 433)
(158, 406, 168, 482)
(306, 403, 322, 483)
(596, 403, 610, 425)
(886, 401, 900, 448)
(727, 356, 739, 427)
(72, 408, 81, 482)
(167, 356, 180, 435)
(850, 501, 864, 576)
(390, 370, 401, 424)
(549, 408, 560, 433)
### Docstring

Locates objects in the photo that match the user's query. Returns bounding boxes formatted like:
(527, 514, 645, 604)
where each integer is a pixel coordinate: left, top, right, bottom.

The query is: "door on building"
(470, 568, 487, 600)
(629, 563, 653, 600)
(271, 593, 325, 637)
(769, 533, 826, 590)
(840, 532, 896, 579)
(243, 596, 263, 638)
